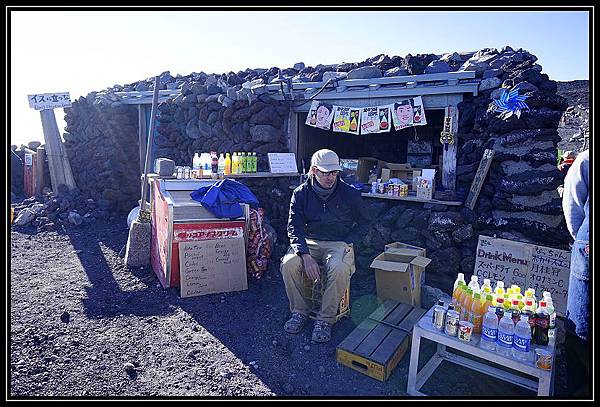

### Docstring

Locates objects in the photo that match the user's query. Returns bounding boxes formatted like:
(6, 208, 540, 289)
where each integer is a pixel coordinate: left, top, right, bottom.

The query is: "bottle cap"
(484, 278, 491, 286)
(458, 273, 464, 279)
(470, 275, 478, 282)
(474, 293, 481, 299)
(497, 281, 504, 288)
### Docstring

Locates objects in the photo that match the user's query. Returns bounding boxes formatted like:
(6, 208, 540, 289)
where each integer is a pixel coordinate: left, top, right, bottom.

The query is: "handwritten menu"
(268, 153, 298, 174)
(178, 237, 247, 298)
(474, 235, 570, 316)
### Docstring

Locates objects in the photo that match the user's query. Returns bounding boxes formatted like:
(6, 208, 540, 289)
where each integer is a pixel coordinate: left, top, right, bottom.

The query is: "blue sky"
(9, 9, 590, 146)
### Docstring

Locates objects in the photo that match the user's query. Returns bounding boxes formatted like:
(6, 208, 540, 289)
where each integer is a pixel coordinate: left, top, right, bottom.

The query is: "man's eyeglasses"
(316, 169, 340, 177)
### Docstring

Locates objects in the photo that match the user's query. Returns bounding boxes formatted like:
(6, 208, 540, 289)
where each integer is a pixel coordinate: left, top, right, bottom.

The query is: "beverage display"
(493, 280, 505, 298)
(461, 288, 474, 321)
(521, 299, 536, 341)
(512, 315, 532, 362)
(232, 152, 239, 174)
(480, 306, 498, 351)
(534, 301, 550, 346)
(497, 311, 515, 357)
(251, 152, 257, 172)
(481, 279, 493, 295)
(451, 282, 464, 315)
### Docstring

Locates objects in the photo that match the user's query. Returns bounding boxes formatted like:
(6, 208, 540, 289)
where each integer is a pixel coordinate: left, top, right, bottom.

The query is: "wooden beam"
(464, 149, 495, 210)
(138, 105, 147, 176)
(39, 109, 77, 191)
(35, 146, 46, 196)
(442, 106, 459, 191)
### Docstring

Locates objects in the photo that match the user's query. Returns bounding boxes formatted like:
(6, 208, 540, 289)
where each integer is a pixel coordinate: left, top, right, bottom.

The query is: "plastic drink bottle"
(211, 152, 218, 174)
(516, 294, 525, 311)
(224, 152, 231, 175)
(525, 289, 537, 310)
(481, 279, 493, 295)
(543, 293, 556, 330)
(232, 152, 239, 174)
(503, 294, 512, 313)
(497, 312, 515, 357)
(506, 287, 515, 302)
(193, 152, 200, 171)
(493, 281, 505, 298)
(480, 306, 498, 351)
(468, 275, 480, 292)
(461, 288, 474, 321)
(218, 153, 225, 174)
(454, 273, 466, 291)
(452, 282, 464, 315)
(533, 301, 550, 346)
(470, 292, 484, 332)
(483, 294, 493, 312)
(240, 152, 247, 173)
(510, 299, 521, 325)
(495, 298, 505, 322)
(512, 315, 532, 362)
(251, 152, 257, 172)
(522, 299, 536, 342)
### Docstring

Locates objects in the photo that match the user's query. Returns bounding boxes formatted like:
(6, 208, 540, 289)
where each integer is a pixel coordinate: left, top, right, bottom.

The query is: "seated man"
(281, 149, 368, 343)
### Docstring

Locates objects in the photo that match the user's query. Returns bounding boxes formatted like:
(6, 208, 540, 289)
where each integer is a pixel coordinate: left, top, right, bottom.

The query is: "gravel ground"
(10, 218, 574, 399)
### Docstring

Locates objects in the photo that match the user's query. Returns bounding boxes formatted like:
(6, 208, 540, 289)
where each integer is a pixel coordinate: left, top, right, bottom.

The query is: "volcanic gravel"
(10, 218, 573, 398)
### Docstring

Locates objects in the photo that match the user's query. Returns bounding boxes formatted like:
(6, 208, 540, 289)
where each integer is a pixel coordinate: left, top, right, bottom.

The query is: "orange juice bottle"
(452, 282, 464, 315)
(470, 292, 485, 332)
(461, 288, 474, 321)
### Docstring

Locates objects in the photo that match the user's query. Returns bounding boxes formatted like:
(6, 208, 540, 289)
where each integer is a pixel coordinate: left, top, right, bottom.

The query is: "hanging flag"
(392, 99, 414, 130)
(305, 100, 334, 130)
(411, 96, 427, 126)
(377, 105, 392, 133)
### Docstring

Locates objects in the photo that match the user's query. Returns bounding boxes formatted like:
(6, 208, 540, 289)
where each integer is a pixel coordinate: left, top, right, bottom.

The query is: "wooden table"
(407, 306, 555, 396)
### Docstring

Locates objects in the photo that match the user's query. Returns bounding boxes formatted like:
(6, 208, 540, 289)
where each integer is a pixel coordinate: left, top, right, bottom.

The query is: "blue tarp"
(190, 178, 259, 219)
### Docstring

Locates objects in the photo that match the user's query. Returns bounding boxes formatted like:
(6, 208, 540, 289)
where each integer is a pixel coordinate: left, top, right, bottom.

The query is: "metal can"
(445, 310, 460, 336)
(176, 166, 183, 179)
(433, 306, 446, 330)
(535, 348, 553, 371)
(457, 321, 474, 342)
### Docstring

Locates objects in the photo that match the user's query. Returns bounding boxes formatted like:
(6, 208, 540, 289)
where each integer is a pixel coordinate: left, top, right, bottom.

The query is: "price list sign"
(474, 235, 570, 316)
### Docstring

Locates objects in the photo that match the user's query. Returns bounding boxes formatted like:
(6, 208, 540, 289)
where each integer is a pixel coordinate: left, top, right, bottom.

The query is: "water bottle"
(468, 275, 480, 292)
(512, 315, 532, 362)
(497, 312, 515, 357)
(480, 306, 498, 352)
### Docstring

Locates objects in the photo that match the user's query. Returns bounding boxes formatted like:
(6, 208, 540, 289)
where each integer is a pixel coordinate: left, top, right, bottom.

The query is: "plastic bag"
(246, 207, 274, 279)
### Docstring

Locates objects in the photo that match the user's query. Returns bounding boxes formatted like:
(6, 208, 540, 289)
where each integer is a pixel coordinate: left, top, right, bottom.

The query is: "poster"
(392, 96, 427, 130)
(305, 100, 334, 130)
(332, 106, 360, 135)
(377, 105, 392, 132)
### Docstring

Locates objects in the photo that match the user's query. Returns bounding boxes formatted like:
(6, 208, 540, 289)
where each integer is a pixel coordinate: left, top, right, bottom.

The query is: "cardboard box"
(370, 250, 431, 307)
(178, 236, 248, 298)
(416, 176, 434, 200)
(385, 241, 426, 258)
(356, 157, 381, 183)
(336, 299, 427, 381)
(379, 162, 413, 184)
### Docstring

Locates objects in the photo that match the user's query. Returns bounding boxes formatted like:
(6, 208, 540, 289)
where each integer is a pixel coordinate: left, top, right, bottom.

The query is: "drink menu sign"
(474, 235, 570, 316)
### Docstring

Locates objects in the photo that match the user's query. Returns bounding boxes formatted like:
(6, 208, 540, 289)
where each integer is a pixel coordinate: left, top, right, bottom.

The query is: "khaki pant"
(280, 239, 355, 324)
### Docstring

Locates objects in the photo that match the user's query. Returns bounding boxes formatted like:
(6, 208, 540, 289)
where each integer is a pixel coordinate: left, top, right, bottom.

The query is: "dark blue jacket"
(287, 176, 367, 255)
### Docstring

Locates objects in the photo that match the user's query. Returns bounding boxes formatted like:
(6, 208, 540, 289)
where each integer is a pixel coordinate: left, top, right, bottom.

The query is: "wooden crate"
(336, 299, 426, 381)
(303, 268, 350, 323)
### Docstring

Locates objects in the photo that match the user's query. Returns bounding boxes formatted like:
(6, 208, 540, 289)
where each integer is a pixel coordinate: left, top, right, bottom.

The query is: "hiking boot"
(284, 312, 308, 334)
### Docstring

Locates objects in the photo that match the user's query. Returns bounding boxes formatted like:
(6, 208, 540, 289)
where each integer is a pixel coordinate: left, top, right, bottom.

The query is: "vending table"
(406, 306, 555, 396)
(149, 176, 249, 290)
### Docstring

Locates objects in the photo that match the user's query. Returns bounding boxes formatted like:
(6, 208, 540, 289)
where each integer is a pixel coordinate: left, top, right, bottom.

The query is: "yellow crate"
(302, 266, 350, 323)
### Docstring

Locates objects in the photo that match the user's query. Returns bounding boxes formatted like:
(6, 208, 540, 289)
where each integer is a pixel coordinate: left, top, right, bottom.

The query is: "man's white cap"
(311, 149, 342, 172)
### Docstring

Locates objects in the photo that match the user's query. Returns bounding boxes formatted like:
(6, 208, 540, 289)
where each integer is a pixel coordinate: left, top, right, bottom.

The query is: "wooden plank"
(265, 71, 476, 91)
(337, 318, 380, 352)
(354, 324, 392, 358)
(381, 302, 413, 326)
(361, 192, 462, 206)
(271, 84, 479, 102)
(35, 146, 45, 196)
(369, 327, 409, 365)
(39, 109, 77, 191)
(441, 105, 459, 191)
(397, 307, 428, 332)
(464, 149, 495, 210)
(368, 299, 402, 322)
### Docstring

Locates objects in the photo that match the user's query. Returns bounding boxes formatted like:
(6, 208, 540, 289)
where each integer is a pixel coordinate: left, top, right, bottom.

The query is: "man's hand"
(301, 253, 320, 281)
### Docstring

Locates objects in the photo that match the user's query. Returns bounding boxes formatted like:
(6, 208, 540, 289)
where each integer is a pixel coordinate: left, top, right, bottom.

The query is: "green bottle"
(252, 152, 257, 173)
(241, 152, 247, 173)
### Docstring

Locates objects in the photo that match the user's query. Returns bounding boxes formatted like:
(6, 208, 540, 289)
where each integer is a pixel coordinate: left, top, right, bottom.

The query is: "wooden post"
(23, 149, 36, 197)
(138, 104, 147, 176)
(441, 105, 458, 191)
(39, 109, 77, 191)
(35, 146, 46, 196)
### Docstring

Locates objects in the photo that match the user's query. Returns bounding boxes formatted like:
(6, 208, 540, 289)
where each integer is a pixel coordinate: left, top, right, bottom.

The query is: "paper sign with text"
(268, 153, 298, 173)
(474, 235, 570, 316)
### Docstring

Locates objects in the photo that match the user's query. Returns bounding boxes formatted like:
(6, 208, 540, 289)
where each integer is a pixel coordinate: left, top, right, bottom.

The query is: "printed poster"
(392, 96, 427, 130)
(333, 106, 361, 135)
(360, 107, 379, 134)
(305, 100, 334, 130)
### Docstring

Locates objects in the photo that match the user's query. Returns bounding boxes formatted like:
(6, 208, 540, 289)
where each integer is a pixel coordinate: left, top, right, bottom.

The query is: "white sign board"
(28, 92, 72, 110)
(474, 235, 571, 316)
(268, 153, 298, 174)
(24, 153, 33, 166)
